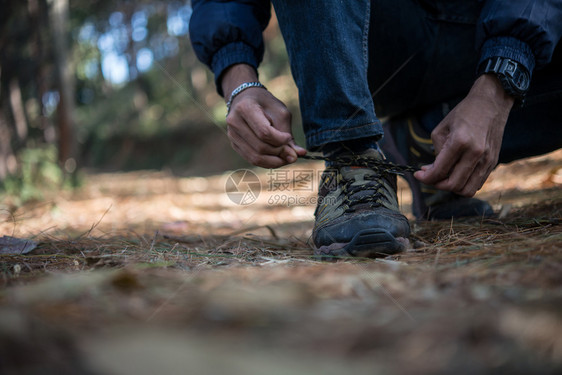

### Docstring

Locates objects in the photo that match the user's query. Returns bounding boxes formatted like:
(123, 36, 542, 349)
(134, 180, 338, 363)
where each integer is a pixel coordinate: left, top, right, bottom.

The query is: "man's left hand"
(414, 74, 514, 197)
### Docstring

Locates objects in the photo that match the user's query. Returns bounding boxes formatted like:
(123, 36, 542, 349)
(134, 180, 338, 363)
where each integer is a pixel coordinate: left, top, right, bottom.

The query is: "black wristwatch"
(478, 56, 531, 101)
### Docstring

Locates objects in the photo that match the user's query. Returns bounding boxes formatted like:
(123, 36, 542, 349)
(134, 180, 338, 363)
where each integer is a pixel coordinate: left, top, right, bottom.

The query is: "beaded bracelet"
(225, 81, 267, 115)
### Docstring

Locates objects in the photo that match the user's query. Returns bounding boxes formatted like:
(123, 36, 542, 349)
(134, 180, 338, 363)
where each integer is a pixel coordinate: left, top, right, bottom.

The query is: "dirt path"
(1, 150, 561, 374)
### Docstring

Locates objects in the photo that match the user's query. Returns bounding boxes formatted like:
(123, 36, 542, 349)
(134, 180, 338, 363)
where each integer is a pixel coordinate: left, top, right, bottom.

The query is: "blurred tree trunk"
(124, 5, 138, 81)
(9, 78, 28, 143)
(0, 68, 17, 180)
(30, 0, 57, 144)
(48, 0, 77, 168)
(0, 113, 17, 180)
(0, 5, 13, 179)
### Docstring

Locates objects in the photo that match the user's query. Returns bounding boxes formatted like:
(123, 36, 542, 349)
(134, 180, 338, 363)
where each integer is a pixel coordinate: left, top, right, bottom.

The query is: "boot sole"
(314, 228, 408, 260)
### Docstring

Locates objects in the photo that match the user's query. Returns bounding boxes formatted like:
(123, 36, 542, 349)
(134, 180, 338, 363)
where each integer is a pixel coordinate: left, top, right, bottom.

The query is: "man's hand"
(222, 64, 306, 168)
(414, 74, 514, 197)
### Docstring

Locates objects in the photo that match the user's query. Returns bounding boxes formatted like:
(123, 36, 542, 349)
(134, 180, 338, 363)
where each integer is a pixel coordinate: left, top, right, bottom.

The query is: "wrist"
(221, 64, 259, 101)
(471, 74, 515, 111)
(477, 56, 530, 104)
(225, 82, 267, 115)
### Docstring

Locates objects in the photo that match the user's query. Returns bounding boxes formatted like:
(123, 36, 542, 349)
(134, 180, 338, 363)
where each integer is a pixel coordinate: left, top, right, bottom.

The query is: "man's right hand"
(222, 64, 306, 168)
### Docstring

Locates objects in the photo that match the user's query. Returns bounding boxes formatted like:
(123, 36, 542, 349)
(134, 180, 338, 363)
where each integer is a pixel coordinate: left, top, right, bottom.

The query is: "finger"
(279, 145, 297, 162)
(436, 141, 489, 194)
(459, 162, 494, 197)
(231, 140, 287, 169)
(434, 145, 480, 193)
(229, 104, 297, 164)
(241, 105, 293, 147)
(414, 142, 462, 185)
(289, 141, 307, 156)
(433, 153, 479, 193)
(279, 145, 298, 163)
(242, 107, 300, 163)
(264, 103, 307, 158)
(229, 124, 285, 158)
(430, 122, 450, 154)
(227, 112, 285, 155)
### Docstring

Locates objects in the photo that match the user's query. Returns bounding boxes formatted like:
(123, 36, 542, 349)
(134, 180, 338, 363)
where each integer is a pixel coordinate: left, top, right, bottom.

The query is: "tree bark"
(9, 78, 28, 143)
(48, 0, 77, 167)
(29, 0, 56, 144)
(0, 67, 17, 179)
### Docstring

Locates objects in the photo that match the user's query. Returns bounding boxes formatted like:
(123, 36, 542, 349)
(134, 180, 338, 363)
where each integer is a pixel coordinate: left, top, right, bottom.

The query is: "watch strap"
(478, 56, 530, 100)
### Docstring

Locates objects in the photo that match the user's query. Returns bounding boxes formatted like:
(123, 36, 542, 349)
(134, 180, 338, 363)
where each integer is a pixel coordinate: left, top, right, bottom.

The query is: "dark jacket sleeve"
(189, 0, 271, 96)
(476, 0, 562, 78)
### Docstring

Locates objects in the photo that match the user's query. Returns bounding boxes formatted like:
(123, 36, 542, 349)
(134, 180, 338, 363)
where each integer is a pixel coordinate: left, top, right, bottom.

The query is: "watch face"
(482, 57, 530, 98)
(501, 59, 530, 95)
(513, 70, 530, 91)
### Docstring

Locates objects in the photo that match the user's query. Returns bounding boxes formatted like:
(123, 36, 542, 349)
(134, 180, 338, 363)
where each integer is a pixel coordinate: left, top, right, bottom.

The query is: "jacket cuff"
(479, 37, 536, 77)
(211, 42, 259, 97)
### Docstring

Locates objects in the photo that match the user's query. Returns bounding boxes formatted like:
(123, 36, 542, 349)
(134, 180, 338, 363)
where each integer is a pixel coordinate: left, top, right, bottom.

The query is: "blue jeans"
(272, 0, 562, 161)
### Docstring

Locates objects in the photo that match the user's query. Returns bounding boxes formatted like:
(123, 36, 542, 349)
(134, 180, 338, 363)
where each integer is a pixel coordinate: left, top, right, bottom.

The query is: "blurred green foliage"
(1, 145, 80, 204)
(0, 0, 299, 196)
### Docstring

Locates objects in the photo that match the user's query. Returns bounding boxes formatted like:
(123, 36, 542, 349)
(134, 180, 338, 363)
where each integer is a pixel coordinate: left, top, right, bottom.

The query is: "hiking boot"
(313, 147, 410, 259)
(380, 116, 494, 220)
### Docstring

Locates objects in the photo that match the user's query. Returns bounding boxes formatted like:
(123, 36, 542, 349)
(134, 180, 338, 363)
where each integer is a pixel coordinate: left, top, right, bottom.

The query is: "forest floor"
(1, 150, 561, 375)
